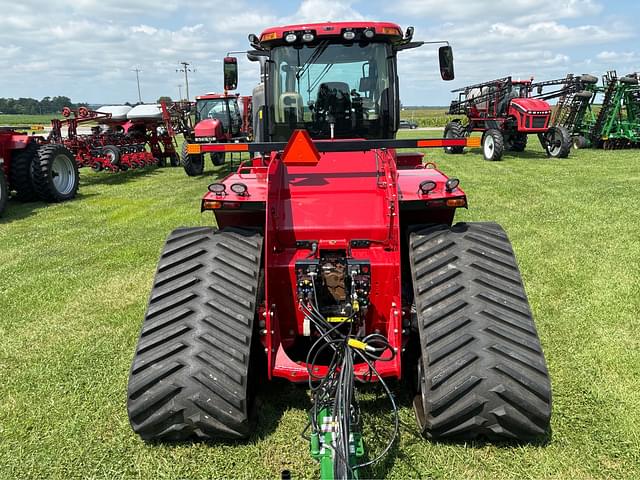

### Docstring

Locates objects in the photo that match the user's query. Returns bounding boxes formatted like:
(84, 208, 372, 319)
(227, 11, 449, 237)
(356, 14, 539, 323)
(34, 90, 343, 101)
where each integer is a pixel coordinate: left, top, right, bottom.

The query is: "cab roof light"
(285, 33, 297, 43)
(342, 29, 356, 41)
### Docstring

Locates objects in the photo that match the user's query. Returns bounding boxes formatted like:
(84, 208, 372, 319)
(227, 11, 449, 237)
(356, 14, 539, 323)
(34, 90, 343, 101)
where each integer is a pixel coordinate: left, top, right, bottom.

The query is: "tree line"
(0, 97, 88, 115)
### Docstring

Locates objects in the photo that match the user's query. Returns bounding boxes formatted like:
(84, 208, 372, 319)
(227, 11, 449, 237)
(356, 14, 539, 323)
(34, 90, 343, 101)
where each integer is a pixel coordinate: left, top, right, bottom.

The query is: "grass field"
(1, 133, 639, 479)
(0, 114, 60, 126)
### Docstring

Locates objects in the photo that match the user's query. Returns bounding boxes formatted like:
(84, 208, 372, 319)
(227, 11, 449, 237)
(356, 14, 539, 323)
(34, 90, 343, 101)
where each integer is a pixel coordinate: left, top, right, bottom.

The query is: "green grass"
(1, 134, 640, 479)
(0, 114, 59, 126)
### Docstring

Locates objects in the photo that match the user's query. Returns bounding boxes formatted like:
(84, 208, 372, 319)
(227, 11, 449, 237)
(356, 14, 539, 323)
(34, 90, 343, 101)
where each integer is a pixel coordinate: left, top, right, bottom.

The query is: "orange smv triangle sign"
(282, 129, 321, 166)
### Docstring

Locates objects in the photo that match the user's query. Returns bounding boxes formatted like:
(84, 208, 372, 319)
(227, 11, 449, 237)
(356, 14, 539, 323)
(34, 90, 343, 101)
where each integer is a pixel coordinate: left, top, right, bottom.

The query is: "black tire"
(619, 76, 638, 85)
(9, 143, 39, 201)
(211, 152, 226, 167)
(0, 168, 7, 216)
(542, 126, 571, 158)
(181, 142, 204, 176)
(103, 145, 121, 166)
(572, 135, 588, 149)
(409, 222, 552, 441)
(127, 227, 264, 441)
(506, 133, 527, 152)
(31, 144, 79, 202)
(443, 122, 465, 154)
(575, 90, 593, 99)
(579, 74, 598, 84)
(481, 129, 504, 161)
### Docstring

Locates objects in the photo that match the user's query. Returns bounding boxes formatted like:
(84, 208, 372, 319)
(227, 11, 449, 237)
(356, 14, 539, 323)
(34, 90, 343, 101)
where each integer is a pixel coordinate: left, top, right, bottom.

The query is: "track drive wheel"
(31, 144, 79, 202)
(181, 142, 204, 176)
(10, 143, 39, 201)
(481, 129, 504, 161)
(443, 121, 465, 154)
(127, 227, 264, 441)
(0, 168, 8, 216)
(542, 126, 571, 158)
(409, 222, 552, 442)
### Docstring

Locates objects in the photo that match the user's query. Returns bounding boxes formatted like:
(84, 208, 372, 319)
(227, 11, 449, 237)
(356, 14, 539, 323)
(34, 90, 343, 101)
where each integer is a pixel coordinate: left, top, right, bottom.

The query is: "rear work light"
(445, 178, 460, 192)
(208, 183, 226, 195)
(230, 183, 248, 195)
(301, 32, 315, 42)
(285, 33, 297, 43)
(363, 28, 375, 39)
(419, 180, 437, 194)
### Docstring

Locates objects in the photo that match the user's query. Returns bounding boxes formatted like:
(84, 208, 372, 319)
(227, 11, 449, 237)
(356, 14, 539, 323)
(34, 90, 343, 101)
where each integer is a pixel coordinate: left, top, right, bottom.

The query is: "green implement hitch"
(310, 407, 365, 480)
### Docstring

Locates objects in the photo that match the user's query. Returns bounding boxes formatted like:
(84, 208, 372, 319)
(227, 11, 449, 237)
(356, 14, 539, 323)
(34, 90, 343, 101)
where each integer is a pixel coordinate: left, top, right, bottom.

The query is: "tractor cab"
(239, 22, 453, 142)
(194, 93, 244, 141)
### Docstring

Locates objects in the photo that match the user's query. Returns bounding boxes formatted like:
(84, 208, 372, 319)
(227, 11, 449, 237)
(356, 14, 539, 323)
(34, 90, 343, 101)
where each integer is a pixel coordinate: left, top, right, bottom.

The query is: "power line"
(177, 62, 194, 101)
(132, 68, 142, 103)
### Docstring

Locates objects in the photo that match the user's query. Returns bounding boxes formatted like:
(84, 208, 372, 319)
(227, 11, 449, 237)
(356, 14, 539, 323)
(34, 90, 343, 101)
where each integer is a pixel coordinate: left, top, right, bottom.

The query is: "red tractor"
(0, 126, 79, 217)
(446, 77, 571, 160)
(181, 92, 252, 175)
(128, 23, 551, 478)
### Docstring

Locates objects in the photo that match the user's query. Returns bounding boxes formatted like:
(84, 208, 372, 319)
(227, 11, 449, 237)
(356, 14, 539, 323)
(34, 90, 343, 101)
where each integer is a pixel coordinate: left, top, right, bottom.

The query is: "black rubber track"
(409, 222, 551, 442)
(181, 142, 204, 176)
(31, 144, 79, 202)
(127, 227, 264, 441)
(10, 142, 38, 201)
(0, 168, 7, 216)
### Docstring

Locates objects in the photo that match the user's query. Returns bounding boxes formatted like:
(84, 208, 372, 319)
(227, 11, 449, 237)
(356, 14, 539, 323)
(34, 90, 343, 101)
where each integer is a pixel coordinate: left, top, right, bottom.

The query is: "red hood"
(195, 119, 223, 138)
(511, 98, 551, 112)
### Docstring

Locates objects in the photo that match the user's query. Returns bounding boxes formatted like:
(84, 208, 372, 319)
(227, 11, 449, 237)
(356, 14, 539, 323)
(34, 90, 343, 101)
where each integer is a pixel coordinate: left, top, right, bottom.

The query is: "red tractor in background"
(181, 92, 252, 175)
(128, 22, 551, 479)
(446, 76, 571, 160)
(0, 125, 79, 217)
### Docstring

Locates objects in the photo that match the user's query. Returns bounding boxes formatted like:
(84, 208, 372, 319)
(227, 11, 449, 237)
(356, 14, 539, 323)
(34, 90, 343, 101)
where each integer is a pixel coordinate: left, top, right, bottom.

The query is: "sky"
(0, 0, 638, 106)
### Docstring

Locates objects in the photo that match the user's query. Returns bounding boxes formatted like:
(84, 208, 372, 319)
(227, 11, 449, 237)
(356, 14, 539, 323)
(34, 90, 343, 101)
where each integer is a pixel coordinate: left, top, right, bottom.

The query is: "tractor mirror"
(438, 46, 454, 81)
(224, 56, 238, 91)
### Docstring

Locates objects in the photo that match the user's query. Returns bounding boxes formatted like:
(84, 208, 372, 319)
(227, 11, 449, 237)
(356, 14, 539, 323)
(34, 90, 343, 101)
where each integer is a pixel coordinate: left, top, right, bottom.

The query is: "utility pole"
(177, 84, 183, 101)
(177, 62, 193, 101)
(132, 68, 142, 103)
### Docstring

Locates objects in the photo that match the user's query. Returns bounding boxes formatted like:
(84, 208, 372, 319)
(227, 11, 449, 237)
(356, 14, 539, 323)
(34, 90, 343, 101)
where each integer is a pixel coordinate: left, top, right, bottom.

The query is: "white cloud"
(393, 0, 602, 23)
(288, 0, 367, 23)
